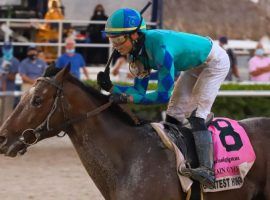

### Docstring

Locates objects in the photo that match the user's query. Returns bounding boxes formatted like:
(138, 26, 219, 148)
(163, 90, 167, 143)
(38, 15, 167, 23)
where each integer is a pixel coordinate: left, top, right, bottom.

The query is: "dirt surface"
(0, 137, 104, 200)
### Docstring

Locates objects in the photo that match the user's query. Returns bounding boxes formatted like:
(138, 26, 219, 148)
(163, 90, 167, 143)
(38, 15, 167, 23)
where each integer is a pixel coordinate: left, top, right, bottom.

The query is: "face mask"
(255, 49, 264, 56)
(66, 49, 75, 54)
(2, 48, 13, 61)
(95, 9, 104, 16)
(28, 54, 37, 60)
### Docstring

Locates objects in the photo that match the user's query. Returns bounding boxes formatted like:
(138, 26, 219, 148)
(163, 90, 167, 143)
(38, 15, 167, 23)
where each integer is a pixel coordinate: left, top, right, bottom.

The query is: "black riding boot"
(165, 114, 183, 127)
(181, 116, 215, 187)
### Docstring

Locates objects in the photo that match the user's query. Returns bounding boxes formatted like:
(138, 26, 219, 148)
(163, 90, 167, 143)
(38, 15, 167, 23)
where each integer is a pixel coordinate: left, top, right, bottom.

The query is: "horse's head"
(0, 66, 71, 157)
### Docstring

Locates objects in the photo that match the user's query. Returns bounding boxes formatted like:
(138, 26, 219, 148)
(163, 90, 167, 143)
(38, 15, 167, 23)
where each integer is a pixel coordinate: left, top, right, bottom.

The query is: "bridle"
(19, 77, 112, 146)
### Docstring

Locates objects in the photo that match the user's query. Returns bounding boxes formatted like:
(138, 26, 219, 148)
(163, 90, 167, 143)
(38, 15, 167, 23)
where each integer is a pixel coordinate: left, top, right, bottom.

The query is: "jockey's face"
(109, 33, 138, 55)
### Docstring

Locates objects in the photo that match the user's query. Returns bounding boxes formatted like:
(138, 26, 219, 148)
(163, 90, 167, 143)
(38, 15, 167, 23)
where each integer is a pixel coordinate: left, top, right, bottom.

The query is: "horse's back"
(239, 117, 270, 199)
(240, 117, 270, 138)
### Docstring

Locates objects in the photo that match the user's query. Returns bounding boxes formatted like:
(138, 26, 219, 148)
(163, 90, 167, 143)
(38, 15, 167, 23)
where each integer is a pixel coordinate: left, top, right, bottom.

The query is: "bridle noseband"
(19, 77, 112, 146)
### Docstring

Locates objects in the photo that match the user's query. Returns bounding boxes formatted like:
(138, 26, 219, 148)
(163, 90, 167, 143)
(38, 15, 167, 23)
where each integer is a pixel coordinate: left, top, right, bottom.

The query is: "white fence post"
(58, 20, 63, 57)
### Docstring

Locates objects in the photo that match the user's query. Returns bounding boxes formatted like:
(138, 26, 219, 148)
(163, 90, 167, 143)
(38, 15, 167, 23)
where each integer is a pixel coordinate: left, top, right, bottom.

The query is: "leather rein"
(19, 77, 112, 146)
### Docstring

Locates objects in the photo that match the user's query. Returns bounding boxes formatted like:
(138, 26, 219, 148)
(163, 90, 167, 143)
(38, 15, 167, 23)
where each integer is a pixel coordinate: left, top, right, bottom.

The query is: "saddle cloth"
(151, 117, 256, 193)
(205, 117, 256, 192)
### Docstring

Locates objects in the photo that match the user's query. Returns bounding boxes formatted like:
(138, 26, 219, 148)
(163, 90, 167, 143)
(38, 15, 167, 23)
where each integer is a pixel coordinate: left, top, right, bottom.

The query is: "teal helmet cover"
(105, 8, 146, 35)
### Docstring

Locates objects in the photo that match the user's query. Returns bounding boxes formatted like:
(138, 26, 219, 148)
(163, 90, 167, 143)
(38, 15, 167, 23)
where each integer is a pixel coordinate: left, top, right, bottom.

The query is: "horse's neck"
(65, 90, 136, 199)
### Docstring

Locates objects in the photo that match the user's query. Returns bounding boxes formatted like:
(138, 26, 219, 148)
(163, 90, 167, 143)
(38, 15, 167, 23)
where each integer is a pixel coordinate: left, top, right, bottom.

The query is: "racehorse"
(0, 66, 269, 200)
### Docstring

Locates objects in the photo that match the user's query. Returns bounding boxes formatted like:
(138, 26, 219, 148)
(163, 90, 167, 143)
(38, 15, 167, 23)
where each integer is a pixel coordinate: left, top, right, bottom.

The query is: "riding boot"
(181, 116, 215, 187)
(189, 130, 215, 187)
(165, 114, 183, 127)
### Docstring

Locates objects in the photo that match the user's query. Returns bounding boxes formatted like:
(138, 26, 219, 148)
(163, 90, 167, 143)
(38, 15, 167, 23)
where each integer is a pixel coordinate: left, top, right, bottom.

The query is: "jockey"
(97, 8, 230, 186)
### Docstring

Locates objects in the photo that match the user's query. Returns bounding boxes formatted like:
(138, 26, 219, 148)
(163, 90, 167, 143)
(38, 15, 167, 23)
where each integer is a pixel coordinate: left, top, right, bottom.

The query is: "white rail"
(0, 90, 269, 98)
(218, 90, 270, 96)
(0, 18, 157, 25)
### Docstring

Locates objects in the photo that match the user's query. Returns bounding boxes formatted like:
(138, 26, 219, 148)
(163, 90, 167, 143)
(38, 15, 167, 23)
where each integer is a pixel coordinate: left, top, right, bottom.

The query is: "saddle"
(163, 113, 214, 169)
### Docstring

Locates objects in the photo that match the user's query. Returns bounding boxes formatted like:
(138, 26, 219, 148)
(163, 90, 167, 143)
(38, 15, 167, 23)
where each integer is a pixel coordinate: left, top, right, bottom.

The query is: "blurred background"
(0, 1, 270, 200)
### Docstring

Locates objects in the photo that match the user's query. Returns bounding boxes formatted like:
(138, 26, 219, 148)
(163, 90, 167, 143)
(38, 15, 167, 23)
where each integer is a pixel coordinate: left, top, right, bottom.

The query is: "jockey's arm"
(113, 77, 149, 103)
(112, 47, 175, 104)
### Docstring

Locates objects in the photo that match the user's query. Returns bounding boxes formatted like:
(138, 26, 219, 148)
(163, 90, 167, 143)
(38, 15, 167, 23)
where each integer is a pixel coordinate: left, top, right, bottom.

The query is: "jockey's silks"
(113, 30, 213, 104)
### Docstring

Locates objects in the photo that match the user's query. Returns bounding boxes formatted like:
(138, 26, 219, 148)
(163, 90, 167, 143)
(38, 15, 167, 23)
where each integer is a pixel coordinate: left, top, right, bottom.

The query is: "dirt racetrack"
(0, 137, 104, 200)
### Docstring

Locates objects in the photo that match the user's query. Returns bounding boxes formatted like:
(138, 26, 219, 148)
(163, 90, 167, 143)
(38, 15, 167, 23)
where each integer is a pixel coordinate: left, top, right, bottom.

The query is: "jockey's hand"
(97, 71, 113, 92)
(109, 93, 129, 104)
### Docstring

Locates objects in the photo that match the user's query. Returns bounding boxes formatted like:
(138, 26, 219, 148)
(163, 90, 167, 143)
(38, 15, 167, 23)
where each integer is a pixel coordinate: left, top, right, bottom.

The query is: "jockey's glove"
(97, 71, 113, 92)
(109, 93, 129, 104)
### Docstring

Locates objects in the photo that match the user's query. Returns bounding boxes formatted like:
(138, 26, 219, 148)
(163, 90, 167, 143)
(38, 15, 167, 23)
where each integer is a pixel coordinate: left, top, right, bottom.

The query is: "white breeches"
(166, 42, 230, 122)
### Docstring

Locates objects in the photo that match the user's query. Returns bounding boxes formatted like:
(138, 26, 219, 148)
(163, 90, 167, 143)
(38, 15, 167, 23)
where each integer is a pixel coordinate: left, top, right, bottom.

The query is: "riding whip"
(103, 1, 153, 76)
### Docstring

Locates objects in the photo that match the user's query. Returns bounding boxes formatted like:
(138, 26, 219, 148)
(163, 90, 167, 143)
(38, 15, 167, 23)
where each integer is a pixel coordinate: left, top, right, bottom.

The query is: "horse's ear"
(55, 63, 71, 82)
(43, 61, 62, 77)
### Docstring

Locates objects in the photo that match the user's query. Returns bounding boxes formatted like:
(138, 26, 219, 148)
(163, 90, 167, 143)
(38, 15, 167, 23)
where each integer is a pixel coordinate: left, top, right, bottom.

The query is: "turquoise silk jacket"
(113, 30, 213, 104)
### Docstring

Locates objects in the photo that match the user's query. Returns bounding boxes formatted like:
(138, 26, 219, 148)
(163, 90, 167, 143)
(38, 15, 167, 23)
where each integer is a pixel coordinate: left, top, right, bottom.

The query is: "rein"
(19, 77, 112, 146)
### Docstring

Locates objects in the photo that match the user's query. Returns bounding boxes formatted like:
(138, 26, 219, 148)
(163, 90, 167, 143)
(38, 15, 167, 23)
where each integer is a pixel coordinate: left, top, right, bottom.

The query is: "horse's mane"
(43, 66, 139, 126)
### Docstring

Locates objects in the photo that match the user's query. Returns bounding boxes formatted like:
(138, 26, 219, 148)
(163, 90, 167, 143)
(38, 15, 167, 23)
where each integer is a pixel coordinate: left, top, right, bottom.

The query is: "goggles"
(129, 59, 150, 79)
(109, 35, 128, 46)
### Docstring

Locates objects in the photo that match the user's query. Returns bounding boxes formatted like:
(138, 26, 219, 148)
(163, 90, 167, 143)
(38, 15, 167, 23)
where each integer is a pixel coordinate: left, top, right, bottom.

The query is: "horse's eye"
(31, 96, 42, 107)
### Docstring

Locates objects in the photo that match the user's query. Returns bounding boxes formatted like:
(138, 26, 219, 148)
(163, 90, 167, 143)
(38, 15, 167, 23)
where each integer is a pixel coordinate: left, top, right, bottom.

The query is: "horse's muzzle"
(0, 135, 26, 157)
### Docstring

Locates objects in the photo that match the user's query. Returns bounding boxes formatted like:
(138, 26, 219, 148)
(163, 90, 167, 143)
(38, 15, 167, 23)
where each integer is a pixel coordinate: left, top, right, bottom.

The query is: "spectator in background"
(248, 43, 270, 82)
(37, 49, 46, 62)
(86, 4, 109, 64)
(44, 0, 64, 23)
(56, 38, 89, 80)
(0, 42, 20, 117)
(19, 45, 48, 92)
(36, 0, 64, 60)
(27, 0, 48, 18)
(0, 42, 19, 91)
(219, 36, 241, 81)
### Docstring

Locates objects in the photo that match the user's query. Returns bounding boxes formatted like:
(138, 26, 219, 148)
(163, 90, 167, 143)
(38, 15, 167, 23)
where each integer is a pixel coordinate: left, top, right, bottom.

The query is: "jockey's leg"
(180, 42, 230, 186)
(166, 68, 201, 125)
(165, 114, 183, 127)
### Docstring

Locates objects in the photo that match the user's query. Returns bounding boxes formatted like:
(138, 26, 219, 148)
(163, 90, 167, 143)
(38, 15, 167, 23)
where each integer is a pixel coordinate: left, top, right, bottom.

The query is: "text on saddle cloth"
(204, 117, 256, 192)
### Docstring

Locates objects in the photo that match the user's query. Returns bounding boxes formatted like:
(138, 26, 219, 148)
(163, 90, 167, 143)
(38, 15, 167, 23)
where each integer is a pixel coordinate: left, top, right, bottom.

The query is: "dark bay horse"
(0, 66, 269, 200)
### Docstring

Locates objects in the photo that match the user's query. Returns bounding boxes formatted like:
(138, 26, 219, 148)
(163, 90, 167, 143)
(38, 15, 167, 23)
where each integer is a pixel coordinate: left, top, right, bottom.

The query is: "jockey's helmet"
(104, 8, 146, 36)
